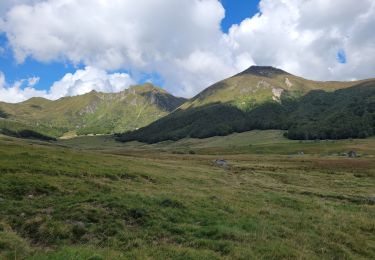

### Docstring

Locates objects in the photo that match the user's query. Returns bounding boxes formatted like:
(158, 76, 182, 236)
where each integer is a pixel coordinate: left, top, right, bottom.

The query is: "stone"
(214, 159, 229, 169)
(368, 195, 375, 204)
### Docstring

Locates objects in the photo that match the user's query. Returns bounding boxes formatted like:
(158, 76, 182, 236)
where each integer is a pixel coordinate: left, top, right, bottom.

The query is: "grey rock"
(348, 151, 357, 158)
(368, 195, 375, 203)
(214, 159, 229, 169)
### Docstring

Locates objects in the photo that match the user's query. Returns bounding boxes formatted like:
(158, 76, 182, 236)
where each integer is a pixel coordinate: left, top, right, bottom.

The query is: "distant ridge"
(0, 84, 186, 139)
(117, 66, 375, 143)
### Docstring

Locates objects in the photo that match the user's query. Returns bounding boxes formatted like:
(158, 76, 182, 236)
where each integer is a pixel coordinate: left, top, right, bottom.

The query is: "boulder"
(368, 195, 375, 204)
(214, 159, 229, 169)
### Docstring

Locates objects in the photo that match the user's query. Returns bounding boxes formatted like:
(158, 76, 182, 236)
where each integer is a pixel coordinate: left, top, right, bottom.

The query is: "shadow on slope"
(139, 90, 187, 112)
(0, 109, 9, 119)
(287, 81, 375, 140)
(116, 101, 287, 144)
(117, 81, 375, 143)
(0, 128, 56, 141)
(0, 119, 57, 141)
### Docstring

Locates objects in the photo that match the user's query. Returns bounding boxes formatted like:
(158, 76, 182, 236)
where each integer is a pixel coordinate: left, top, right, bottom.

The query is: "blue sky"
(0, 33, 80, 90)
(0, 1, 260, 93)
(0, 0, 374, 102)
(221, 0, 260, 32)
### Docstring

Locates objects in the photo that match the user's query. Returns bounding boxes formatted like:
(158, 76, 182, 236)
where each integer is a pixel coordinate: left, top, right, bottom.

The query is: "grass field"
(0, 131, 374, 259)
(61, 130, 375, 156)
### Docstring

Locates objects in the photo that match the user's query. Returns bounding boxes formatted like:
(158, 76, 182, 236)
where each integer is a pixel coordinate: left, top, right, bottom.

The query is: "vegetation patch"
(0, 134, 374, 258)
(117, 82, 375, 143)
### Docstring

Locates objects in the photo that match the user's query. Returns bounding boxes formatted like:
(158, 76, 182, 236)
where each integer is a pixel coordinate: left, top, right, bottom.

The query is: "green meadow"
(0, 131, 374, 259)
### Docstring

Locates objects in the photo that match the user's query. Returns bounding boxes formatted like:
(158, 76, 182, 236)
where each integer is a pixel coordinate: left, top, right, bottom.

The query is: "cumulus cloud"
(47, 66, 134, 100)
(0, 67, 134, 103)
(1, 0, 243, 97)
(27, 76, 39, 87)
(226, 0, 375, 81)
(0, 71, 47, 103)
(0, 0, 38, 16)
(1, 0, 375, 98)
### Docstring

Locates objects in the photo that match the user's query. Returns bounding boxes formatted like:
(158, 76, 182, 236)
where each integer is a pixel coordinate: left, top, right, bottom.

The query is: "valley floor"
(0, 131, 374, 259)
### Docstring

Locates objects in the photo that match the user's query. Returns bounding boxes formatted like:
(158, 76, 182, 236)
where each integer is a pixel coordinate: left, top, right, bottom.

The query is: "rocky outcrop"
(240, 66, 289, 77)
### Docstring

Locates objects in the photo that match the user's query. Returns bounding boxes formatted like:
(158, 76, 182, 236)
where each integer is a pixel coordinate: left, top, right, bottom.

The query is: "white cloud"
(1, 0, 375, 99)
(0, 0, 38, 16)
(27, 76, 39, 87)
(0, 71, 47, 103)
(225, 0, 375, 81)
(1, 0, 238, 97)
(47, 66, 134, 100)
(0, 67, 134, 103)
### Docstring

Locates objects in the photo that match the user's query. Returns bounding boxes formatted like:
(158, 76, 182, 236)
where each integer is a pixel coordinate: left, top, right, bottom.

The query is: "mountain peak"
(240, 66, 289, 77)
(129, 83, 167, 94)
(21, 96, 51, 105)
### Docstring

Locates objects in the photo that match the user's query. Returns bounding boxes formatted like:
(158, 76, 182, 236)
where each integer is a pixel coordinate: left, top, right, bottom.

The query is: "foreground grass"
(0, 134, 374, 259)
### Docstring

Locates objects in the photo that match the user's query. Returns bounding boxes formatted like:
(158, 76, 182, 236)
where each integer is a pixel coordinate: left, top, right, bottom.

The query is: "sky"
(0, 0, 374, 103)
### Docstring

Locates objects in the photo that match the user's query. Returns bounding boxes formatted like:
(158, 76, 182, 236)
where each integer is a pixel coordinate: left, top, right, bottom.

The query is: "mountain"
(0, 83, 186, 139)
(183, 66, 370, 109)
(286, 81, 375, 139)
(117, 66, 375, 143)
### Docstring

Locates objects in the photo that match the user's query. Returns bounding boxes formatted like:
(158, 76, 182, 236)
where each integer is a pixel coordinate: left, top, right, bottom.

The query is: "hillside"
(117, 67, 375, 143)
(0, 83, 186, 138)
(1, 133, 375, 259)
(182, 66, 369, 110)
(286, 81, 375, 139)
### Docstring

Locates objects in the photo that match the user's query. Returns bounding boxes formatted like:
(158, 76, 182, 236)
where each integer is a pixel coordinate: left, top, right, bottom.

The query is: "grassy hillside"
(0, 84, 186, 138)
(182, 66, 371, 109)
(118, 80, 375, 143)
(0, 119, 62, 140)
(0, 134, 374, 259)
(286, 81, 375, 139)
(63, 130, 375, 157)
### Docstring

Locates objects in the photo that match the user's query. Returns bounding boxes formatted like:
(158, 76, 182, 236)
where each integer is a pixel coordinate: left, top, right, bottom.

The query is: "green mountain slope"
(117, 67, 375, 143)
(183, 66, 370, 110)
(0, 119, 58, 141)
(0, 83, 186, 139)
(286, 81, 375, 139)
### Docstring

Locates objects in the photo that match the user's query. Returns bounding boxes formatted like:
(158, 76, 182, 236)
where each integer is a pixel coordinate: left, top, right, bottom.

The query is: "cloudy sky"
(0, 0, 374, 103)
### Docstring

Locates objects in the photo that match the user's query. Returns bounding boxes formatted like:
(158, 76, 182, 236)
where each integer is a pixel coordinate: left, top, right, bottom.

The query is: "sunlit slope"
(118, 67, 375, 143)
(182, 66, 371, 110)
(0, 83, 186, 137)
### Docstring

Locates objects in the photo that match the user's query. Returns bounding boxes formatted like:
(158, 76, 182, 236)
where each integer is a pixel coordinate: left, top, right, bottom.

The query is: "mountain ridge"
(117, 66, 375, 143)
(183, 66, 373, 110)
(0, 83, 186, 139)
(1, 66, 374, 142)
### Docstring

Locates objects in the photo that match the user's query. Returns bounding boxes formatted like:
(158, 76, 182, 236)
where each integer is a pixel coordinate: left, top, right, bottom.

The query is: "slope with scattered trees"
(0, 84, 186, 138)
(117, 81, 375, 143)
